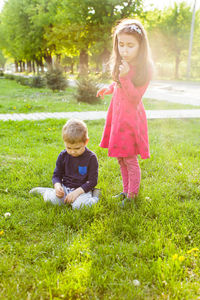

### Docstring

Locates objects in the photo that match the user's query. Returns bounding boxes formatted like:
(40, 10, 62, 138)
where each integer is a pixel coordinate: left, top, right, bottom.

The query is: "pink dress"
(100, 65, 150, 159)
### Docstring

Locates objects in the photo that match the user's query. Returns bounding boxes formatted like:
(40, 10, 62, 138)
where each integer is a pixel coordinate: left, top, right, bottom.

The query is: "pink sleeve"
(119, 75, 150, 108)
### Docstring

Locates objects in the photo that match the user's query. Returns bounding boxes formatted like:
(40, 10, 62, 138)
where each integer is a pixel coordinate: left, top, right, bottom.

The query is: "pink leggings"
(117, 156, 141, 198)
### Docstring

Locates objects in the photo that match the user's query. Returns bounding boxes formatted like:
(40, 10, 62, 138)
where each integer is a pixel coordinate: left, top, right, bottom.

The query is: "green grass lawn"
(0, 78, 199, 114)
(0, 118, 200, 299)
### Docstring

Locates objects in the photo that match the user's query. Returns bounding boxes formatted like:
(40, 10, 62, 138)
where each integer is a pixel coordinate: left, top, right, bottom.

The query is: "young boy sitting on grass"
(30, 119, 100, 209)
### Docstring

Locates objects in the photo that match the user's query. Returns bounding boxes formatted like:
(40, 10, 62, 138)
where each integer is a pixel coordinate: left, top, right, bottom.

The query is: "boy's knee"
(72, 194, 98, 210)
(44, 190, 64, 205)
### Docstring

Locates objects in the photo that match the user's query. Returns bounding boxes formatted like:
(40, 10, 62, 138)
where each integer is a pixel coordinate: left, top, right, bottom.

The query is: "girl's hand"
(96, 87, 110, 99)
(119, 60, 130, 77)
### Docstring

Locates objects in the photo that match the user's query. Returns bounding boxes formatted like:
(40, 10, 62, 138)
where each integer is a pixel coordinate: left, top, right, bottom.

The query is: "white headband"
(128, 24, 142, 35)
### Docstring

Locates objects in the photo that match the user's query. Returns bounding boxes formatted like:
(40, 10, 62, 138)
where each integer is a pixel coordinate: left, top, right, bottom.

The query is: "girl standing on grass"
(97, 19, 153, 204)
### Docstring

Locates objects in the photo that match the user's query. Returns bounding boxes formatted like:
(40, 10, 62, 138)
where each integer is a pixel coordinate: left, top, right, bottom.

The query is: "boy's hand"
(119, 60, 130, 77)
(96, 87, 110, 99)
(54, 183, 65, 198)
(64, 187, 84, 204)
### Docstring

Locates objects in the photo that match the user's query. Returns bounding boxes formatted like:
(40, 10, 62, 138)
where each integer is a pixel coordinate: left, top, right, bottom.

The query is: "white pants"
(43, 185, 99, 210)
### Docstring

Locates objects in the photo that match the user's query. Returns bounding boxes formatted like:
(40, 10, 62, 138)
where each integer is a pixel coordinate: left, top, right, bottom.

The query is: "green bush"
(0, 69, 4, 76)
(4, 74, 46, 88)
(30, 75, 46, 88)
(45, 67, 68, 91)
(4, 74, 30, 86)
(15, 75, 30, 86)
(76, 76, 99, 104)
(4, 74, 15, 80)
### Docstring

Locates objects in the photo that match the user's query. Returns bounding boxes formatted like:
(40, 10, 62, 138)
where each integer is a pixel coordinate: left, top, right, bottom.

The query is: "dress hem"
(100, 145, 150, 160)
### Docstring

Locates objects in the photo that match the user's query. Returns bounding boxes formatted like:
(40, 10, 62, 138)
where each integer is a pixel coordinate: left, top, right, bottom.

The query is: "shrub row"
(3, 69, 103, 104)
(4, 73, 47, 88)
(4, 67, 68, 91)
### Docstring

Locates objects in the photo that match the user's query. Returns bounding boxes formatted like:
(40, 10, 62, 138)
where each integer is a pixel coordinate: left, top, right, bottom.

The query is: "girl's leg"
(117, 157, 128, 194)
(124, 156, 141, 199)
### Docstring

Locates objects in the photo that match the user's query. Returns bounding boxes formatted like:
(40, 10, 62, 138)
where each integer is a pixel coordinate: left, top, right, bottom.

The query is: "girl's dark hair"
(110, 19, 153, 86)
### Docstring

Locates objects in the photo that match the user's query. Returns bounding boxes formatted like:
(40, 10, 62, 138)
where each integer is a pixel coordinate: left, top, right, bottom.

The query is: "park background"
(0, 0, 200, 299)
(0, 0, 200, 80)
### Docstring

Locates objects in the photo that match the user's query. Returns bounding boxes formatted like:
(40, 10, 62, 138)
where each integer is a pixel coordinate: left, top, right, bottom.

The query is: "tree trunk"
(100, 48, 110, 73)
(44, 53, 52, 70)
(22, 62, 26, 72)
(175, 54, 180, 79)
(41, 64, 44, 73)
(36, 59, 44, 73)
(36, 64, 40, 75)
(27, 61, 32, 73)
(15, 61, 18, 73)
(79, 49, 88, 75)
(70, 62, 74, 74)
(19, 61, 23, 72)
(32, 61, 36, 74)
(56, 54, 61, 65)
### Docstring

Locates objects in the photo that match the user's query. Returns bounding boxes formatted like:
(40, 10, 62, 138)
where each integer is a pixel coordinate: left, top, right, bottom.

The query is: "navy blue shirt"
(52, 147, 98, 193)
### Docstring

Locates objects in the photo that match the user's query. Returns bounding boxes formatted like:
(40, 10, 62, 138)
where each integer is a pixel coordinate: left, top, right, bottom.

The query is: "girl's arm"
(119, 75, 149, 108)
(96, 82, 115, 99)
(106, 82, 115, 94)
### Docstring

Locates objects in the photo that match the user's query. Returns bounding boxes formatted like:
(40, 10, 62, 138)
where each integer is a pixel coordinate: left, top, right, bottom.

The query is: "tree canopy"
(0, 0, 199, 78)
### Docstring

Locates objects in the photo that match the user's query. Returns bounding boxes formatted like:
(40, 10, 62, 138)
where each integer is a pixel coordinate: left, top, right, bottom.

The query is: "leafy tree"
(27, 0, 60, 67)
(0, 0, 144, 74)
(0, 0, 59, 71)
(153, 2, 192, 78)
(0, 0, 25, 69)
(190, 7, 200, 78)
(48, 0, 143, 74)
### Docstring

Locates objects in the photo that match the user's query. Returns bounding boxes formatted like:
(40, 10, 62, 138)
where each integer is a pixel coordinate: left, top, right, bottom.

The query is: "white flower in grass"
(133, 279, 140, 286)
(145, 196, 151, 202)
(4, 212, 11, 218)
